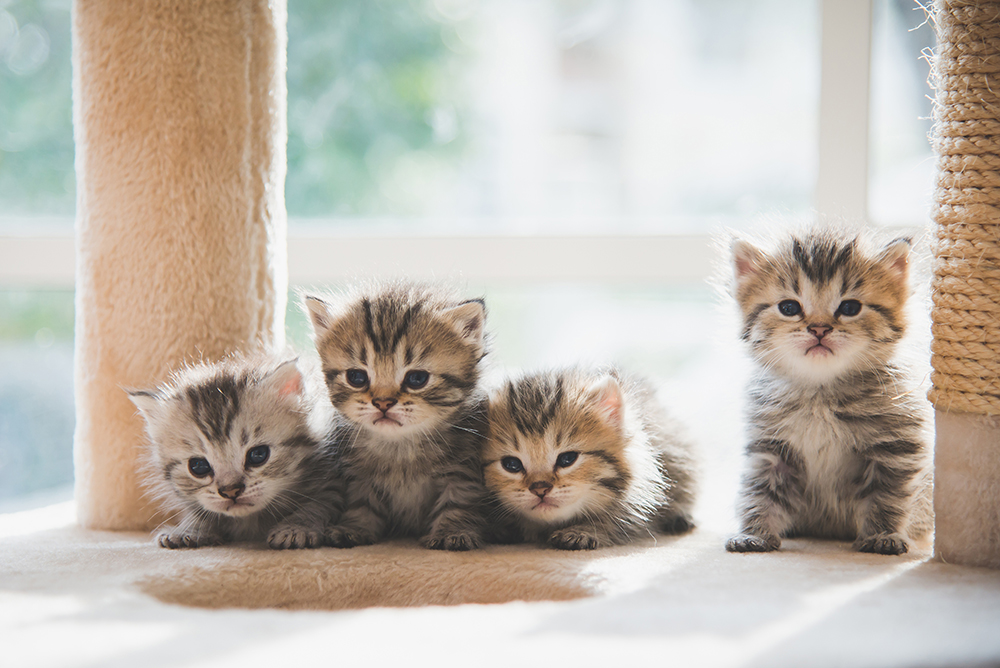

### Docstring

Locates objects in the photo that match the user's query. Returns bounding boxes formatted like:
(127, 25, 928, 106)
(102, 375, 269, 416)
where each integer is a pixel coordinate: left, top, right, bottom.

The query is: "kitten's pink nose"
(529, 481, 553, 498)
(218, 483, 245, 500)
(807, 324, 832, 339)
(372, 397, 397, 412)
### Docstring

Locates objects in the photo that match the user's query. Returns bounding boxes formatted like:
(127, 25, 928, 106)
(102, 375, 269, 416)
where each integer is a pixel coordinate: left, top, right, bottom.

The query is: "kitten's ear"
(304, 295, 334, 334)
(263, 359, 304, 400)
(586, 375, 624, 430)
(732, 239, 765, 287)
(127, 389, 162, 419)
(879, 237, 911, 282)
(443, 299, 486, 349)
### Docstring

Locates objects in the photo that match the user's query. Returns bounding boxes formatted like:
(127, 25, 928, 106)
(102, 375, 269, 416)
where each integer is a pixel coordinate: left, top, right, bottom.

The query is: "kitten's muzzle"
(807, 324, 832, 340)
(372, 397, 398, 412)
(217, 482, 246, 500)
(529, 481, 553, 498)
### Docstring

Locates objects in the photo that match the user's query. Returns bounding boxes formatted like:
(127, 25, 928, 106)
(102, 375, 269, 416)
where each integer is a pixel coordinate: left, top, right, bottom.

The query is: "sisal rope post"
(72, 0, 288, 531)
(930, 0, 1000, 568)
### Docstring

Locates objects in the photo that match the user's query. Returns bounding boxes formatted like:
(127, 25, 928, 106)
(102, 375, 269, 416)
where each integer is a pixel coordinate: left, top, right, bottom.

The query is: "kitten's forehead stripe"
(390, 303, 421, 352)
(791, 235, 857, 284)
(362, 298, 379, 354)
(186, 374, 244, 443)
(507, 375, 564, 437)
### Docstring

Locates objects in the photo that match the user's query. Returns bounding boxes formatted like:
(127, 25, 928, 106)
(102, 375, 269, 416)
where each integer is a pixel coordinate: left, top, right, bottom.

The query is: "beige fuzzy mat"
(3, 503, 1000, 668)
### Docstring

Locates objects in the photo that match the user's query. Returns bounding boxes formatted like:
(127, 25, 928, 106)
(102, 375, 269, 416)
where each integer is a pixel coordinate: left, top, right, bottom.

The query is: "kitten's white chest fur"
(385, 473, 437, 528)
(780, 393, 855, 483)
(775, 386, 865, 535)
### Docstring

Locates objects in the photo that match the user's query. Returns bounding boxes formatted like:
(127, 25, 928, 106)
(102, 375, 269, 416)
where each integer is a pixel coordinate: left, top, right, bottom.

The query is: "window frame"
(0, 0, 880, 289)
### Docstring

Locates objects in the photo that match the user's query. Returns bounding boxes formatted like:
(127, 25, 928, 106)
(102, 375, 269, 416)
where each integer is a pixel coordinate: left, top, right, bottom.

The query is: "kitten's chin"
(208, 500, 261, 517)
(518, 498, 582, 525)
(364, 418, 432, 441)
(776, 353, 861, 386)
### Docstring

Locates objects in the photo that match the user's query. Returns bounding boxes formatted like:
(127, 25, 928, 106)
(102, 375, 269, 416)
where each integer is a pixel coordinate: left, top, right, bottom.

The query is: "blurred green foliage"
(0, 289, 73, 341)
(286, 0, 467, 216)
(0, 0, 465, 219)
(0, 0, 74, 215)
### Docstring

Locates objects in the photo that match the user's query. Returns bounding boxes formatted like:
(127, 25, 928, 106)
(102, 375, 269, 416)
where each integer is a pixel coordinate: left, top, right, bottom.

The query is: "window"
(0, 0, 937, 512)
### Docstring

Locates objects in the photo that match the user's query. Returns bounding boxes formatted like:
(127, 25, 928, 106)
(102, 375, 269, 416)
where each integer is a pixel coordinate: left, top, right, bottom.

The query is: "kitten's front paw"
(726, 533, 780, 553)
(157, 530, 221, 549)
(854, 532, 909, 555)
(422, 531, 482, 551)
(268, 525, 323, 550)
(660, 513, 696, 535)
(549, 527, 601, 550)
(324, 525, 377, 548)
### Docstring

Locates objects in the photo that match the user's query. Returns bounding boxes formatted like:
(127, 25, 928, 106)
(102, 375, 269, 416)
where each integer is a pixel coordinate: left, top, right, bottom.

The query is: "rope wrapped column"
(930, 0, 1000, 569)
(72, 0, 288, 530)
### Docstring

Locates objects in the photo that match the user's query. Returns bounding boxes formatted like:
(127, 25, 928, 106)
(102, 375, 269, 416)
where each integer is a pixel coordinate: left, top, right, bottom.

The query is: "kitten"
(305, 280, 490, 551)
(129, 355, 344, 549)
(483, 367, 698, 550)
(726, 228, 933, 555)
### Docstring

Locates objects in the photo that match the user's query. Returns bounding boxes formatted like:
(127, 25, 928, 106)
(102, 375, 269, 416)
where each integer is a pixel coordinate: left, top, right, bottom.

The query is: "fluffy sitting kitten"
(483, 367, 697, 550)
(726, 228, 933, 555)
(305, 281, 490, 551)
(129, 356, 344, 549)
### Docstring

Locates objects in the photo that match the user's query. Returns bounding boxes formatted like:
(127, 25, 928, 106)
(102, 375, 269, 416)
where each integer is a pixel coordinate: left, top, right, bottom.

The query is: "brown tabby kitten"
(305, 281, 490, 551)
(483, 367, 697, 550)
(129, 355, 344, 549)
(726, 228, 933, 555)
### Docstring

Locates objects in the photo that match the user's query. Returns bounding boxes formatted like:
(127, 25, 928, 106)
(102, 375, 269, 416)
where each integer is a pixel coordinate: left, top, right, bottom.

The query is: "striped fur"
(727, 228, 933, 555)
(483, 368, 697, 550)
(129, 355, 344, 549)
(306, 281, 491, 551)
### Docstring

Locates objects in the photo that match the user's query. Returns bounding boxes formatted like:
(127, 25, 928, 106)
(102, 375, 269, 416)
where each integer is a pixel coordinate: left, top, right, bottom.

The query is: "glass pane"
(869, 0, 935, 226)
(287, 0, 820, 232)
(0, 0, 74, 221)
(0, 289, 75, 510)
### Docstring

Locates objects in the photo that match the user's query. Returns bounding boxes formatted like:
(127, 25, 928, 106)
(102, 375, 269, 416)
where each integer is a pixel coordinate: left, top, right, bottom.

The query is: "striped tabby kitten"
(129, 356, 344, 549)
(483, 368, 697, 550)
(305, 281, 490, 551)
(726, 228, 932, 555)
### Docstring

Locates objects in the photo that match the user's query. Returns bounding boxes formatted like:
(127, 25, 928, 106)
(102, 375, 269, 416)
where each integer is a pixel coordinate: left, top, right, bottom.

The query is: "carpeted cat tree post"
(930, 0, 1000, 569)
(73, 0, 288, 531)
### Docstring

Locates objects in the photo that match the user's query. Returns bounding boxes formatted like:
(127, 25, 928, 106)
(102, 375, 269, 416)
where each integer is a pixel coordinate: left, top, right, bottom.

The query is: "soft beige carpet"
(2, 502, 999, 668)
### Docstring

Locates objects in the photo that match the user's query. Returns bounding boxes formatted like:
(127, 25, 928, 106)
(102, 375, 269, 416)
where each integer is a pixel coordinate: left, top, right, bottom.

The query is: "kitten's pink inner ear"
(270, 361, 304, 398)
(305, 296, 333, 333)
(881, 239, 911, 280)
(127, 390, 161, 417)
(732, 240, 763, 284)
(279, 372, 303, 398)
(589, 376, 624, 428)
(444, 300, 485, 347)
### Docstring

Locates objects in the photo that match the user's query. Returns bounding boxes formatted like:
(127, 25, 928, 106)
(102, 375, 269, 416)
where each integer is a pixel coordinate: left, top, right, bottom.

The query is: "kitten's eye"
(501, 456, 524, 473)
(246, 445, 270, 467)
(345, 369, 369, 388)
(837, 299, 862, 317)
(403, 370, 430, 390)
(555, 451, 579, 468)
(188, 457, 212, 478)
(777, 300, 802, 317)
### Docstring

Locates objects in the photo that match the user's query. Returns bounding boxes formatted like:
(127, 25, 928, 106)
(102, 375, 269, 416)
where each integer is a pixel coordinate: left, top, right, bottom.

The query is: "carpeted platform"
(2, 502, 999, 668)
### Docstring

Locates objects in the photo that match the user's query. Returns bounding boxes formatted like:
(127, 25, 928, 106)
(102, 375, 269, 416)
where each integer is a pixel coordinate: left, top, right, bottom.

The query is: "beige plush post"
(929, 0, 1000, 568)
(72, 0, 288, 531)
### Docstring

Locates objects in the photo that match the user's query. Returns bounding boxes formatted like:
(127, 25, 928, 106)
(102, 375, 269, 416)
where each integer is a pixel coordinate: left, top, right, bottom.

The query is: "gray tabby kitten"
(305, 281, 490, 551)
(726, 228, 933, 555)
(483, 367, 698, 550)
(129, 355, 344, 549)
